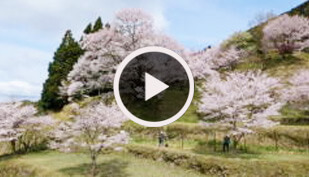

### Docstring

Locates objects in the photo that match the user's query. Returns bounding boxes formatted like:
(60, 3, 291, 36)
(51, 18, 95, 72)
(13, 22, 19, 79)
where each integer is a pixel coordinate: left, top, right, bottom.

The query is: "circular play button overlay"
(114, 47, 194, 127)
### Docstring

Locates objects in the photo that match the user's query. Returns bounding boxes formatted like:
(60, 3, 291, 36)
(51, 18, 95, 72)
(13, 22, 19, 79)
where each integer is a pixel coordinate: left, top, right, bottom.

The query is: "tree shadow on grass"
(59, 158, 129, 177)
(0, 153, 20, 162)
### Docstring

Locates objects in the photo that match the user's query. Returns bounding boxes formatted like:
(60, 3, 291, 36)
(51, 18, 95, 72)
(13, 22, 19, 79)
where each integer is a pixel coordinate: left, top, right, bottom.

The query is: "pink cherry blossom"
(61, 9, 187, 100)
(199, 71, 283, 134)
(282, 70, 309, 102)
(263, 14, 309, 54)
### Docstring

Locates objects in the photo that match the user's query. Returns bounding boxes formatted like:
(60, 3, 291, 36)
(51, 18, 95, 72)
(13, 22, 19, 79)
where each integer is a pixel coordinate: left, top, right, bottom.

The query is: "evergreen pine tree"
(92, 17, 103, 32)
(39, 30, 83, 111)
(83, 23, 93, 34)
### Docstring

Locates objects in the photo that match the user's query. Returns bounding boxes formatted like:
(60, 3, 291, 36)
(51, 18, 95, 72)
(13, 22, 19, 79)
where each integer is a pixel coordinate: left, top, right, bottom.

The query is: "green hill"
(289, 0, 309, 17)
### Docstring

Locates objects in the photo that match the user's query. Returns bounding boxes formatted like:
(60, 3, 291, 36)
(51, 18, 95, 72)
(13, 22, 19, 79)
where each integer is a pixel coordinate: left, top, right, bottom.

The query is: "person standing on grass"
(158, 131, 167, 147)
(223, 135, 231, 152)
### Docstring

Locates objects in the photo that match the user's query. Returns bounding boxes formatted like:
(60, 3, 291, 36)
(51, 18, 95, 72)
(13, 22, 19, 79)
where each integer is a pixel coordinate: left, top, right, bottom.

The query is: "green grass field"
(0, 151, 205, 177)
(1, 146, 308, 177)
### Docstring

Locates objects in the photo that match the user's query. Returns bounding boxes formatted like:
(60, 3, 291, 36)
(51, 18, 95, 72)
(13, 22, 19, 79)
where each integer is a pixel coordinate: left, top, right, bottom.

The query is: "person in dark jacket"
(223, 135, 231, 152)
(158, 131, 167, 147)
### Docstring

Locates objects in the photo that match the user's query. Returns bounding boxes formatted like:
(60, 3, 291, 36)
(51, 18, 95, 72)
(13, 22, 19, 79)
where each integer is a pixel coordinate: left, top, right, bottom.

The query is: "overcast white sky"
(0, 0, 306, 102)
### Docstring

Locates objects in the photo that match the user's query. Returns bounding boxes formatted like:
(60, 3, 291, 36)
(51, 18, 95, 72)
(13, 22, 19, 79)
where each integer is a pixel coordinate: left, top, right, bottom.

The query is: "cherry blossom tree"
(60, 29, 120, 100)
(188, 45, 245, 79)
(114, 8, 154, 50)
(281, 70, 309, 103)
(48, 121, 74, 153)
(0, 102, 54, 153)
(208, 46, 246, 70)
(0, 102, 36, 152)
(198, 71, 283, 147)
(188, 49, 219, 79)
(61, 9, 186, 100)
(49, 103, 128, 176)
(262, 14, 309, 54)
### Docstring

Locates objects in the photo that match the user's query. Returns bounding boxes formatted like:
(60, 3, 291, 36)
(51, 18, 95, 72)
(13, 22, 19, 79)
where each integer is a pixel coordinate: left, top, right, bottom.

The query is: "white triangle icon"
(145, 73, 169, 101)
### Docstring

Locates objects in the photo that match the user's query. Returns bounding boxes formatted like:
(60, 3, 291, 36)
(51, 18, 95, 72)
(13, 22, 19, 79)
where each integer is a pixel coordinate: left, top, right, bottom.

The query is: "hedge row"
(127, 144, 309, 177)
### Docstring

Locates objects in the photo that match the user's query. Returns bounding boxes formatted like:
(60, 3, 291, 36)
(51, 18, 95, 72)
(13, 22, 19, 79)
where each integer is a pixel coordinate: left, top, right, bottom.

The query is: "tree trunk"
(22, 142, 29, 152)
(273, 130, 278, 150)
(307, 133, 309, 152)
(233, 137, 238, 150)
(181, 133, 184, 149)
(10, 140, 16, 153)
(232, 134, 243, 150)
(213, 132, 217, 152)
(243, 136, 247, 152)
(90, 151, 97, 177)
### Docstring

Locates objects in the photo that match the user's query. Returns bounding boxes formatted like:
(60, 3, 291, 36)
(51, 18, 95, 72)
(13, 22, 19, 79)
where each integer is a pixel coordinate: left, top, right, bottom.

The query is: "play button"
(145, 73, 169, 101)
(114, 47, 194, 127)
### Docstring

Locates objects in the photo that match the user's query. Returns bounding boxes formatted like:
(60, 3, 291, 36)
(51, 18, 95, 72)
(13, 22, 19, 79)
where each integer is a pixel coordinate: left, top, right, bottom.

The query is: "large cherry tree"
(262, 14, 309, 54)
(198, 71, 284, 147)
(61, 9, 186, 100)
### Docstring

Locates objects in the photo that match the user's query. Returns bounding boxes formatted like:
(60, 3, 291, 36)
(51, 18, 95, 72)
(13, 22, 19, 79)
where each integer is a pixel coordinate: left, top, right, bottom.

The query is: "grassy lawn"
(1, 146, 308, 177)
(0, 151, 206, 177)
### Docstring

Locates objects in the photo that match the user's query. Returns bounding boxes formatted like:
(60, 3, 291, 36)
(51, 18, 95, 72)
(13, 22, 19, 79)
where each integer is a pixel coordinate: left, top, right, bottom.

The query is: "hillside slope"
(289, 0, 309, 17)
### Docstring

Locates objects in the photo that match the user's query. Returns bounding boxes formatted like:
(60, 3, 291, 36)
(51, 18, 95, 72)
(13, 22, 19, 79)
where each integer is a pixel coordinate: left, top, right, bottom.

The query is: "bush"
(16, 131, 49, 153)
(127, 144, 309, 177)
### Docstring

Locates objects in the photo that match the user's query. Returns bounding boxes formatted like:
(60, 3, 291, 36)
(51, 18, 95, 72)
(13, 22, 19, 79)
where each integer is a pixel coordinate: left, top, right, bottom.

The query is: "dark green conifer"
(83, 23, 93, 34)
(39, 30, 83, 111)
(92, 17, 103, 32)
